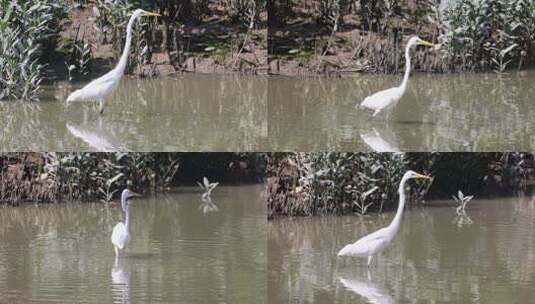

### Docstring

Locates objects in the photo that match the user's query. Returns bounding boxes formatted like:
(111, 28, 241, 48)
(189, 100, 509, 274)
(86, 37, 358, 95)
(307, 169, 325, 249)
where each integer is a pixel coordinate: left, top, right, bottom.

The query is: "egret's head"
(408, 36, 435, 48)
(404, 170, 432, 180)
(132, 9, 161, 19)
(120, 189, 141, 210)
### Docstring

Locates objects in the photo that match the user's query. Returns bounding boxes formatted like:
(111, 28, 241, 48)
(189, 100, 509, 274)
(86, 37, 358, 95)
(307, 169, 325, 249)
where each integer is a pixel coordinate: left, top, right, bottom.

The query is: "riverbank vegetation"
(0, 0, 267, 100)
(0, 153, 265, 205)
(268, 0, 535, 76)
(0, 0, 68, 100)
(267, 152, 535, 218)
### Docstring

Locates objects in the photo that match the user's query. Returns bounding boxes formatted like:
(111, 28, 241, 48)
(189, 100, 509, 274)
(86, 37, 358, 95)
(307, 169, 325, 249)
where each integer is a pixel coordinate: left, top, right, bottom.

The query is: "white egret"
(111, 189, 141, 256)
(338, 170, 432, 266)
(66, 9, 160, 114)
(197, 177, 219, 199)
(359, 36, 436, 119)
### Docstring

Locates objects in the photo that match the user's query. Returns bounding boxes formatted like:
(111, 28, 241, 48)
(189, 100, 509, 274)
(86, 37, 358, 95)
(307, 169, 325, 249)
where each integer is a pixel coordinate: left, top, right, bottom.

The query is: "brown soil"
(57, 2, 268, 79)
(268, 5, 448, 77)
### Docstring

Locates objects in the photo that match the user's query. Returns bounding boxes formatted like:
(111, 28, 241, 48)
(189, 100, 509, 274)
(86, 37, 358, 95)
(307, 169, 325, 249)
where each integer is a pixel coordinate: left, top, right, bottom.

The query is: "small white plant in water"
(451, 190, 474, 215)
(199, 195, 219, 214)
(452, 190, 474, 227)
(198, 177, 219, 199)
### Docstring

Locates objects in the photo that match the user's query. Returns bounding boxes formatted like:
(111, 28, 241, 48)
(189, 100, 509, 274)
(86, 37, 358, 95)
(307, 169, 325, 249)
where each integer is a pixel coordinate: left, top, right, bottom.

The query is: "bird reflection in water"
(360, 127, 400, 152)
(339, 272, 393, 304)
(111, 255, 131, 304)
(66, 118, 127, 152)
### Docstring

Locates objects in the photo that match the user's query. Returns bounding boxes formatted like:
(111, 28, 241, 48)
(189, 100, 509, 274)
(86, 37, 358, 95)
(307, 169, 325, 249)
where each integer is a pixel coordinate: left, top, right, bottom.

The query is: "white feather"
(360, 87, 404, 116)
(111, 222, 130, 250)
(338, 227, 392, 257)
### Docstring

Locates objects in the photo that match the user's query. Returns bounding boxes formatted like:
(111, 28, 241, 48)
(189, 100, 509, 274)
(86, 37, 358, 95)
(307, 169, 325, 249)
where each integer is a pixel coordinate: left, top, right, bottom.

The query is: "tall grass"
(268, 152, 535, 217)
(444, 0, 535, 72)
(0, 0, 68, 100)
(267, 153, 428, 217)
(0, 153, 180, 204)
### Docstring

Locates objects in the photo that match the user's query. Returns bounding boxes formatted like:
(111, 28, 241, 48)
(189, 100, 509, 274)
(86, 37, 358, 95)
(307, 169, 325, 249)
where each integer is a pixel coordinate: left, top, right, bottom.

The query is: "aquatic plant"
(197, 177, 219, 198)
(451, 190, 474, 214)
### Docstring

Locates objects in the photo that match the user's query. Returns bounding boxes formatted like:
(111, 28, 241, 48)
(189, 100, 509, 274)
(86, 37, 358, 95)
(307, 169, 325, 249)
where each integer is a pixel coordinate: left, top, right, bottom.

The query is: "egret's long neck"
(389, 176, 408, 231)
(400, 43, 412, 90)
(124, 204, 130, 231)
(116, 13, 138, 74)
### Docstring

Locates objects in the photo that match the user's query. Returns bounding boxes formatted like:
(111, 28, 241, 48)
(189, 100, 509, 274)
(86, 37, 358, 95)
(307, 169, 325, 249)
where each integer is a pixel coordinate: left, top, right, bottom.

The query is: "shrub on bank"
(444, 0, 535, 72)
(267, 153, 429, 217)
(0, 153, 180, 204)
(268, 152, 535, 218)
(0, 153, 265, 205)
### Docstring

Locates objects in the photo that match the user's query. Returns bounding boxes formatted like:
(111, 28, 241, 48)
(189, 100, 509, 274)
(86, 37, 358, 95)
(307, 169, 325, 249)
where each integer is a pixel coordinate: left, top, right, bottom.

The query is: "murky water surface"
(268, 197, 535, 303)
(269, 70, 535, 151)
(0, 185, 266, 303)
(0, 75, 267, 151)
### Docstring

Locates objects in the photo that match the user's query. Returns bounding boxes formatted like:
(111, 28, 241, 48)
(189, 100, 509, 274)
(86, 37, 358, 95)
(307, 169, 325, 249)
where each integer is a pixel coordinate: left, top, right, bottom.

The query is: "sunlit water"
(0, 185, 266, 303)
(0, 75, 267, 151)
(268, 70, 535, 151)
(268, 197, 535, 303)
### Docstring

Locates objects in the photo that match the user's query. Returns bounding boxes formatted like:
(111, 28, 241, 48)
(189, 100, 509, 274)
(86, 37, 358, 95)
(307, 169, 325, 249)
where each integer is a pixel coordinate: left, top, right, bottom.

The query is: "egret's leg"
(99, 100, 105, 115)
(114, 246, 119, 257)
(372, 109, 381, 118)
(367, 255, 373, 267)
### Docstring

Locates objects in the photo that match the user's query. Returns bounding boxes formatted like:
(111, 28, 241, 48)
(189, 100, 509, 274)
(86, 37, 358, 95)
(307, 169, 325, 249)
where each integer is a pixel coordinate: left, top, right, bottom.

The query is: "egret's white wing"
(67, 75, 118, 102)
(338, 227, 390, 257)
(208, 182, 219, 191)
(203, 177, 210, 188)
(111, 222, 129, 249)
(197, 181, 206, 190)
(339, 278, 393, 304)
(360, 87, 402, 112)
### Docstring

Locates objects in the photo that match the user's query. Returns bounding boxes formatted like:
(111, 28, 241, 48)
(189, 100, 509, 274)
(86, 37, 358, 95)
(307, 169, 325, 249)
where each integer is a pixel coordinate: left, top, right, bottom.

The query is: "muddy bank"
(268, 1, 535, 77)
(52, 1, 268, 81)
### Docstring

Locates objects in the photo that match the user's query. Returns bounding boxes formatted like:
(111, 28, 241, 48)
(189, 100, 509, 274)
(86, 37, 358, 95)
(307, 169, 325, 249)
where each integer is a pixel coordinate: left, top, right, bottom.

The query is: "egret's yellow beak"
(415, 173, 433, 180)
(143, 11, 161, 17)
(417, 39, 435, 47)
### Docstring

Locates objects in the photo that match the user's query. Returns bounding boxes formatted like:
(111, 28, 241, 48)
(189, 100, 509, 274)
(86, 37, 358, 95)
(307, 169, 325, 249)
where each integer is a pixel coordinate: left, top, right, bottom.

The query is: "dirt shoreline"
(53, 3, 268, 80)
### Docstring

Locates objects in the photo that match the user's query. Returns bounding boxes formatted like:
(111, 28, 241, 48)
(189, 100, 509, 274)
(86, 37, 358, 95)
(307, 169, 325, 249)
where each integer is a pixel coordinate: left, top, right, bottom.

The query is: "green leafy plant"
(0, 0, 68, 100)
